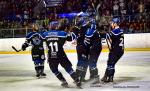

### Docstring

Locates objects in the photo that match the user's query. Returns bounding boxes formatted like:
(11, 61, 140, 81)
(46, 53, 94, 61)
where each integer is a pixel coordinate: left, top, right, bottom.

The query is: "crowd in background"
(0, 0, 40, 28)
(0, 0, 150, 33)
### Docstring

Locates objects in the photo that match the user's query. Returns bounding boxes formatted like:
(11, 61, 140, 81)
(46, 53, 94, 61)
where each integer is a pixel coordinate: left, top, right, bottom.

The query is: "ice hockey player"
(21, 23, 46, 78)
(71, 15, 90, 83)
(84, 17, 102, 84)
(72, 12, 102, 85)
(43, 21, 80, 88)
(101, 18, 124, 83)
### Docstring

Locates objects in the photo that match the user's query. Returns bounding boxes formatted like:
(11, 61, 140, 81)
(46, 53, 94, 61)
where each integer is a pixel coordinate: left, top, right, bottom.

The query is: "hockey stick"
(12, 46, 22, 52)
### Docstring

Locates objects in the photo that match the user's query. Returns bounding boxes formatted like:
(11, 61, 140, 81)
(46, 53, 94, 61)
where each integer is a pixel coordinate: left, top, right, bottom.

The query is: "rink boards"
(0, 33, 150, 54)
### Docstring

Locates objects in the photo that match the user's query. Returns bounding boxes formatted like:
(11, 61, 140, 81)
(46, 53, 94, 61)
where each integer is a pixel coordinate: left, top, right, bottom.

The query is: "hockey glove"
(21, 43, 28, 51)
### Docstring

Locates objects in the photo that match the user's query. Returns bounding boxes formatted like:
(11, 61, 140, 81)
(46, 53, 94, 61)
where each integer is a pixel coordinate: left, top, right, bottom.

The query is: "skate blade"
(36, 75, 46, 79)
(41, 76, 46, 78)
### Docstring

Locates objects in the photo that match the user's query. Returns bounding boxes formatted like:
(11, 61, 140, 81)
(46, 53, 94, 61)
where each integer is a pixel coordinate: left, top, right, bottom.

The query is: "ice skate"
(61, 81, 68, 88)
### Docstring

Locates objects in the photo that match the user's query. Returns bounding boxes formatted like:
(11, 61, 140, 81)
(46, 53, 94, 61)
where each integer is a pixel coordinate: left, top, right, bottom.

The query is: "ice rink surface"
(0, 51, 150, 91)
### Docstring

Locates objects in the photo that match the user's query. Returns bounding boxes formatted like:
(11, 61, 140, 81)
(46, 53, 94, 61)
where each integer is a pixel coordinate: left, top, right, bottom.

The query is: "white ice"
(0, 51, 150, 91)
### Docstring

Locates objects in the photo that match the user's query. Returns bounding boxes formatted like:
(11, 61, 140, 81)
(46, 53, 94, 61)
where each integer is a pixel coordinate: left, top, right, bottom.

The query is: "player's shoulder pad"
(111, 28, 123, 36)
(43, 30, 67, 38)
(26, 32, 45, 39)
(26, 32, 33, 38)
(39, 29, 46, 34)
(39, 31, 46, 39)
(58, 30, 68, 38)
(85, 28, 96, 37)
(43, 30, 56, 37)
(26, 32, 36, 39)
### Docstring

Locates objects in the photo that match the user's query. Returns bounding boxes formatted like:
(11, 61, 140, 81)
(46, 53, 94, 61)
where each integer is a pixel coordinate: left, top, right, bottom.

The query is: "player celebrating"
(101, 18, 124, 83)
(72, 15, 90, 83)
(72, 12, 102, 85)
(84, 17, 102, 84)
(43, 21, 80, 88)
(22, 24, 46, 78)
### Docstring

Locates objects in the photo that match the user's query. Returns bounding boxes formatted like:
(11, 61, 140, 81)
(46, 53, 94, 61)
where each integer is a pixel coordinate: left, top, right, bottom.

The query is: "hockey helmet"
(111, 18, 120, 25)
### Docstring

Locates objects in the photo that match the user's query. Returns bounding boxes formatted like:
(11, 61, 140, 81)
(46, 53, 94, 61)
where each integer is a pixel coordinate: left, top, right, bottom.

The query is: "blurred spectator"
(113, 0, 120, 16)
(127, 0, 134, 15)
(119, 0, 126, 15)
(138, 1, 145, 15)
(0, 0, 149, 33)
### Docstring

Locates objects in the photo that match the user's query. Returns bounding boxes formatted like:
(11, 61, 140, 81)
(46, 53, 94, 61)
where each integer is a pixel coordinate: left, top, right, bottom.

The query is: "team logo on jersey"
(32, 36, 41, 45)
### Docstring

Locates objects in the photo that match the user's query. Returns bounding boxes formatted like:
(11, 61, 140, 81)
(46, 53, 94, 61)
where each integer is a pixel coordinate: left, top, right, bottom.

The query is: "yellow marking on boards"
(0, 48, 150, 54)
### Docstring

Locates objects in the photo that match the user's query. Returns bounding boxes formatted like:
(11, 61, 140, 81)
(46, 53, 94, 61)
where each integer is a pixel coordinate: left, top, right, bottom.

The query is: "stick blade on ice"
(12, 46, 20, 52)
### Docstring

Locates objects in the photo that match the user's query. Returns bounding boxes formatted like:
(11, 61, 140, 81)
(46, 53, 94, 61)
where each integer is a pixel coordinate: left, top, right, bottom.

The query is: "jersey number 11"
(49, 42, 58, 52)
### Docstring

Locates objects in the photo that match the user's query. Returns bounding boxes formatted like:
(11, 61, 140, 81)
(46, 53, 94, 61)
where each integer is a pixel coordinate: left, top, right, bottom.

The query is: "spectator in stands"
(0, 0, 149, 34)
(119, 0, 126, 16)
(127, 0, 134, 15)
(138, 1, 145, 15)
(113, 0, 120, 16)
